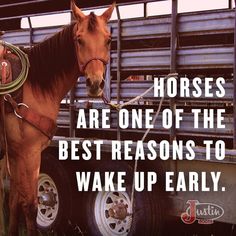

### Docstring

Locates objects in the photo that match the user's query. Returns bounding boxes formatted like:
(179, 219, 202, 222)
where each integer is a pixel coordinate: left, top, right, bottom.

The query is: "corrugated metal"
(2, 27, 61, 46)
(177, 46, 233, 69)
(110, 46, 233, 71)
(2, 9, 234, 44)
(179, 9, 234, 35)
(110, 9, 234, 39)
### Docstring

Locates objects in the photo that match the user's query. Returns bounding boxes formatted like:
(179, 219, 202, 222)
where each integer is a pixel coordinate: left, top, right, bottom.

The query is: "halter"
(79, 57, 108, 73)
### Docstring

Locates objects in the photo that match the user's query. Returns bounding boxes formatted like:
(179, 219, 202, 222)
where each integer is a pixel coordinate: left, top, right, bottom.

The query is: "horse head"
(71, 0, 115, 97)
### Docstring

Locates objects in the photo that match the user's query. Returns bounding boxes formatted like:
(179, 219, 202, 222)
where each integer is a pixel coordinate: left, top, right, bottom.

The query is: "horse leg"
(20, 154, 40, 236)
(0, 160, 6, 236)
(8, 182, 19, 236)
(9, 149, 41, 236)
(21, 194, 38, 236)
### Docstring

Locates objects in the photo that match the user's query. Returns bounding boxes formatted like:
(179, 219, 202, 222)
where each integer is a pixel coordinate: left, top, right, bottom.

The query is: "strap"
(0, 96, 7, 157)
(0, 44, 12, 85)
(4, 94, 57, 140)
(80, 58, 108, 73)
(0, 95, 11, 175)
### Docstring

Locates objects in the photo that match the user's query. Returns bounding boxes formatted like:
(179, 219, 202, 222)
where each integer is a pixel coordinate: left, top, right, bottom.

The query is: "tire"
(82, 162, 163, 236)
(37, 154, 72, 233)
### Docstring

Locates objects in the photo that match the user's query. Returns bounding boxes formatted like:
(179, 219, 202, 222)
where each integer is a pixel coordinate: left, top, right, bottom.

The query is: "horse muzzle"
(86, 77, 105, 97)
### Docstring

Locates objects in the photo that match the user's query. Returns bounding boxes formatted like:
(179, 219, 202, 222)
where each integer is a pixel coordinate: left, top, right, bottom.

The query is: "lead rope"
(130, 73, 178, 215)
(103, 73, 178, 215)
(102, 73, 178, 110)
(130, 82, 168, 214)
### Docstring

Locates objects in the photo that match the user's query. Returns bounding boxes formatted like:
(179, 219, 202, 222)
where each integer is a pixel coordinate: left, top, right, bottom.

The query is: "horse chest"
(5, 114, 42, 146)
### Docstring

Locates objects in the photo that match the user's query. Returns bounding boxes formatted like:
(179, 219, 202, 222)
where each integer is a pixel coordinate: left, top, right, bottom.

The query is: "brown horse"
(0, 1, 115, 235)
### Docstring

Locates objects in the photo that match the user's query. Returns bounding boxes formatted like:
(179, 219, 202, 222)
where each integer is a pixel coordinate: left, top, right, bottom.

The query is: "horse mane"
(26, 23, 77, 94)
(88, 12, 97, 32)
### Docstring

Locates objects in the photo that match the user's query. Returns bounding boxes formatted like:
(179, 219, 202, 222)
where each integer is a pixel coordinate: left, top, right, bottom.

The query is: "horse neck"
(26, 23, 81, 103)
(55, 66, 79, 102)
(22, 68, 78, 123)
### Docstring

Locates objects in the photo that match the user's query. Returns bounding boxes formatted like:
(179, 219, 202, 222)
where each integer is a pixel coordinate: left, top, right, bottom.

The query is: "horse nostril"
(100, 80, 105, 89)
(86, 78, 92, 87)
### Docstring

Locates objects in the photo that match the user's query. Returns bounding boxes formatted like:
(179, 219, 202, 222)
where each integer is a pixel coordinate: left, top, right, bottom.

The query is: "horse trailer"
(1, 0, 236, 235)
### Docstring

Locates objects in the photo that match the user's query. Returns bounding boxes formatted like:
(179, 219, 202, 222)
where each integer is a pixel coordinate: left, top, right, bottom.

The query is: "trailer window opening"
(147, 1, 171, 16)
(178, 0, 229, 13)
(148, 0, 233, 16)
(21, 12, 71, 29)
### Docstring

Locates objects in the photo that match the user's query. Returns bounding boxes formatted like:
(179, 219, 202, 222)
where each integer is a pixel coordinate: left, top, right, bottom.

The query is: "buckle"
(14, 103, 29, 119)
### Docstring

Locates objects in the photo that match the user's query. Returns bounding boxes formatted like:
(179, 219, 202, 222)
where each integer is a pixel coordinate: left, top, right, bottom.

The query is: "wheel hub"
(94, 189, 132, 235)
(39, 191, 57, 207)
(37, 173, 59, 228)
(108, 201, 129, 220)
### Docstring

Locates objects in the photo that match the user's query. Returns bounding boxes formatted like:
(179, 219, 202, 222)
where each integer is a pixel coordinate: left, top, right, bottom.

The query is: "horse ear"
(101, 2, 116, 22)
(71, 0, 85, 22)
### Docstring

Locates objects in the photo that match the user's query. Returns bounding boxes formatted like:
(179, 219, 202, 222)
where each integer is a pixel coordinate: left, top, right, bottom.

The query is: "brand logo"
(181, 200, 224, 224)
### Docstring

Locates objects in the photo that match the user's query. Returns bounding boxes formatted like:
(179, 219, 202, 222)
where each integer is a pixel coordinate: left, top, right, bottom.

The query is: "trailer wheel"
(37, 154, 71, 233)
(82, 163, 163, 236)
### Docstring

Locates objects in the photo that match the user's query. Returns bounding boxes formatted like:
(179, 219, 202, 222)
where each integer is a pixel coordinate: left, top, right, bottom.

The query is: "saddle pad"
(5, 53, 22, 81)
(0, 45, 4, 58)
(0, 52, 22, 84)
(0, 59, 11, 84)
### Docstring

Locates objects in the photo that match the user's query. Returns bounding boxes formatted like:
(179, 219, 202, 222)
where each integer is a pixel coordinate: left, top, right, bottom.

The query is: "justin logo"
(181, 200, 224, 224)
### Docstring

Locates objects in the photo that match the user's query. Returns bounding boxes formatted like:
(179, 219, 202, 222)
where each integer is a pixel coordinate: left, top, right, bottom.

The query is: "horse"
(0, 1, 115, 235)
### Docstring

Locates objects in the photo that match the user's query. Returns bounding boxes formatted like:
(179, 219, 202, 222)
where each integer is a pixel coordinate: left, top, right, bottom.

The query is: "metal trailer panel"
(2, 9, 234, 44)
(2, 27, 61, 46)
(110, 9, 235, 39)
(110, 46, 233, 71)
(178, 9, 234, 35)
(2, 30, 31, 46)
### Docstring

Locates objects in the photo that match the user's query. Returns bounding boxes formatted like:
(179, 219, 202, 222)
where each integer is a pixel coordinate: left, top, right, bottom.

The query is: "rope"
(103, 73, 178, 214)
(103, 73, 178, 110)
(129, 82, 167, 213)
(0, 41, 29, 95)
(129, 73, 178, 214)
